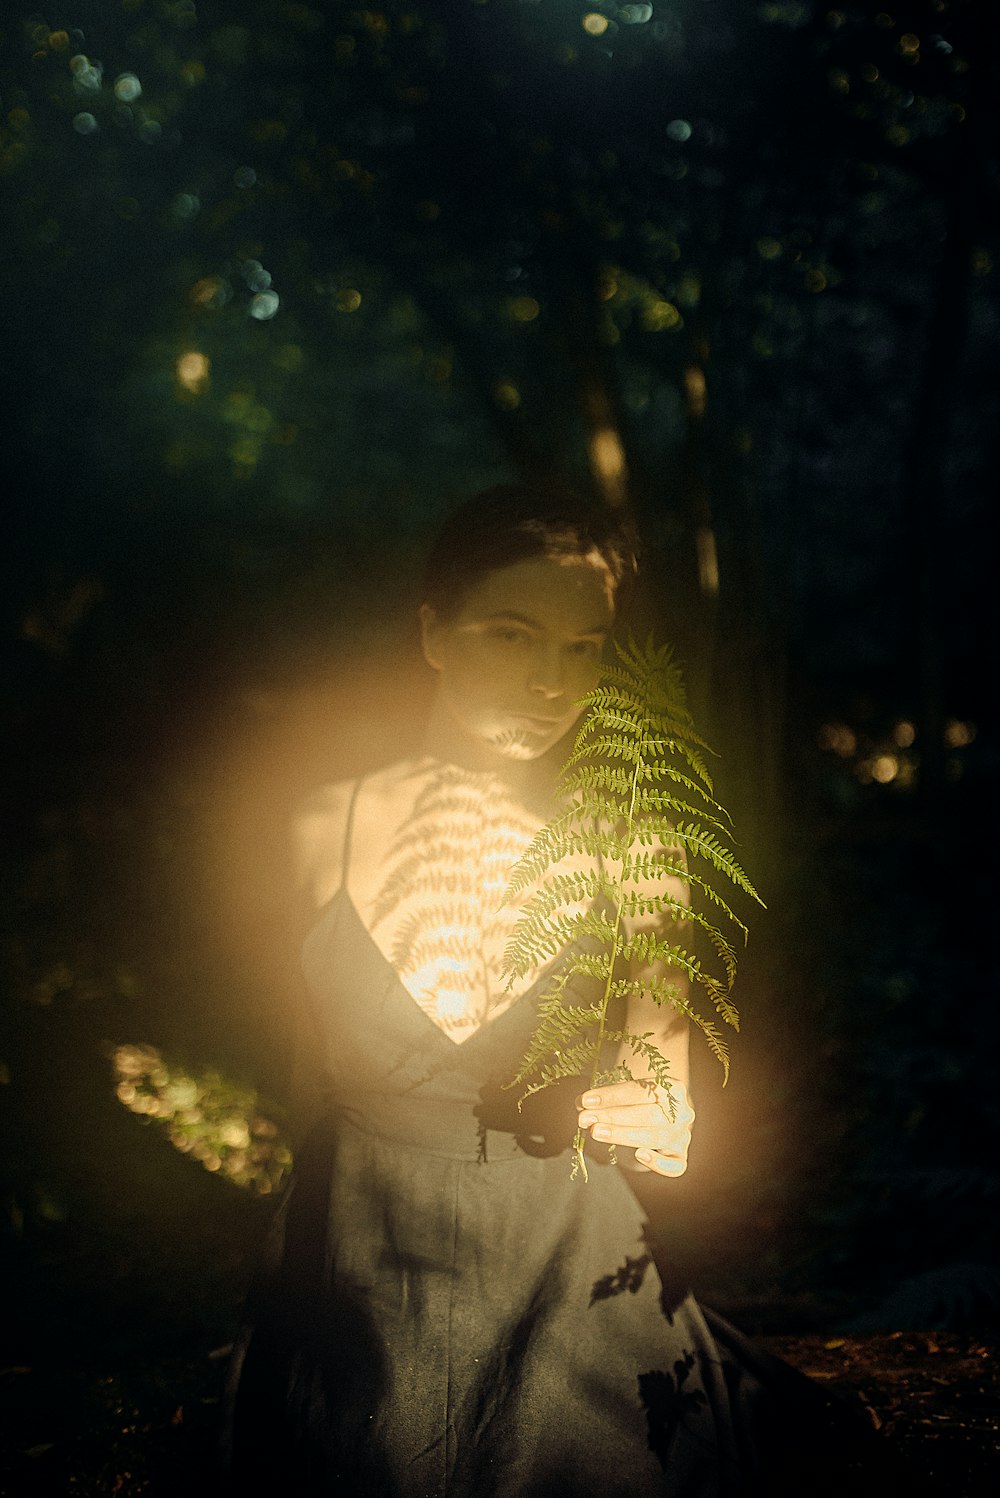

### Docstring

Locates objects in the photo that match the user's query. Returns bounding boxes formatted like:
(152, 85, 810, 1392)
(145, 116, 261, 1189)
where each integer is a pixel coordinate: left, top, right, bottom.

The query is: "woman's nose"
(528, 648, 565, 699)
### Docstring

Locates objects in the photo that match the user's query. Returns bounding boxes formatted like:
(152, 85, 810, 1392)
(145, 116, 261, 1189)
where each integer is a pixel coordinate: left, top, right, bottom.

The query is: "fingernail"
(582, 1093, 601, 1107)
(636, 1150, 653, 1164)
(592, 1125, 611, 1140)
(578, 1113, 597, 1127)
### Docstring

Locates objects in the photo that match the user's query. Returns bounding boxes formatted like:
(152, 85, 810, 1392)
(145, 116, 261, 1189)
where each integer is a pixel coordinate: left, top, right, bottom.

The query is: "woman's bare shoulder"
(291, 759, 428, 907)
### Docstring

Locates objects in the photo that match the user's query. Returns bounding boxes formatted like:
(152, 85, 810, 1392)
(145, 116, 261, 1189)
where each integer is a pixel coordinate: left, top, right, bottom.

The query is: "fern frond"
(509, 995, 606, 1089)
(639, 737, 715, 793)
(687, 1014, 731, 1081)
(500, 633, 761, 1177)
(578, 683, 653, 723)
(670, 822, 764, 904)
(631, 788, 733, 834)
(633, 760, 720, 804)
(617, 932, 703, 984)
(560, 764, 636, 800)
(501, 825, 630, 899)
(610, 1028, 678, 1107)
(515, 1043, 602, 1100)
(707, 927, 740, 989)
(624, 854, 749, 940)
(502, 907, 619, 981)
(511, 867, 620, 923)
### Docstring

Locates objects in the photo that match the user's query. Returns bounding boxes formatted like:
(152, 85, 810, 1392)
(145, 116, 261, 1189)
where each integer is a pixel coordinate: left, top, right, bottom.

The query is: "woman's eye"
(567, 640, 600, 659)
(491, 627, 529, 645)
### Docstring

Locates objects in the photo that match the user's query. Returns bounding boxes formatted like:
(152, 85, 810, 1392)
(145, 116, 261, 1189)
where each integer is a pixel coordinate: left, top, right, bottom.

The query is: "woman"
(224, 485, 897, 1496)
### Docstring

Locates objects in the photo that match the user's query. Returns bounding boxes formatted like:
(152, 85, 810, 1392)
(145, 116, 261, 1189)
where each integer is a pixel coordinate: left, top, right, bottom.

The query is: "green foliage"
(501, 636, 763, 1179)
(111, 1043, 291, 1194)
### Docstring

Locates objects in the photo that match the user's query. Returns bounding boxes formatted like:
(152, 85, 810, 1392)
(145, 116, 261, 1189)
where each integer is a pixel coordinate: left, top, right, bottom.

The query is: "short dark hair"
(422, 482, 639, 621)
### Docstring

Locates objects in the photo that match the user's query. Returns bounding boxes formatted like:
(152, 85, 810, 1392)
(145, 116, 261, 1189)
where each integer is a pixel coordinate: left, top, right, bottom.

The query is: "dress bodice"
(300, 885, 605, 1162)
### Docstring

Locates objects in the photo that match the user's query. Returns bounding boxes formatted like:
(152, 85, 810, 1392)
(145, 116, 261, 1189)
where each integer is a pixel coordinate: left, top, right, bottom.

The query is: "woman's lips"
(515, 715, 563, 732)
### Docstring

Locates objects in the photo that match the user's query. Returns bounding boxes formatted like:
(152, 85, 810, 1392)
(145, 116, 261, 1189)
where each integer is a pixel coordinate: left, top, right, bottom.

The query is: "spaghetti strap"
(340, 777, 364, 888)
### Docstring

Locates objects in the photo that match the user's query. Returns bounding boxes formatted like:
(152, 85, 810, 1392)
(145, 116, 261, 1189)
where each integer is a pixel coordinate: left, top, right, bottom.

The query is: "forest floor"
(1, 1331, 996, 1496)
(762, 1331, 1000, 1495)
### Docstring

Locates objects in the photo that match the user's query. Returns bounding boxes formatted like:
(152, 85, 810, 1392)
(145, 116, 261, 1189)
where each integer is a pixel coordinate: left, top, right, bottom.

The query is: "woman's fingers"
(577, 1088, 694, 1131)
(634, 1150, 688, 1178)
(578, 1103, 680, 1131)
(585, 1121, 689, 1149)
(578, 1080, 672, 1110)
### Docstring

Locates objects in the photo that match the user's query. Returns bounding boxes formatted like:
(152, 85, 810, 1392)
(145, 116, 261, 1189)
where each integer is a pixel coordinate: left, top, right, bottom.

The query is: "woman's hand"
(576, 1079, 695, 1178)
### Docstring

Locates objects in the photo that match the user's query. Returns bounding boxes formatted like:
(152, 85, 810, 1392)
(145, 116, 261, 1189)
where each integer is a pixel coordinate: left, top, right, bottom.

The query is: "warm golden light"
(944, 719, 975, 748)
(176, 350, 210, 394)
(818, 723, 857, 757)
(684, 365, 707, 417)
(363, 771, 554, 1042)
(696, 526, 720, 597)
(872, 753, 898, 784)
(893, 720, 916, 748)
(582, 13, 611, 36)
(190, 276, 223, 307)
(589, 425, 626, 482)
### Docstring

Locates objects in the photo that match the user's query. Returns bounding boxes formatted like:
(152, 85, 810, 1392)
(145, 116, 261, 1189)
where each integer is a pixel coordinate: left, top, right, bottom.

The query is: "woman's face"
(420, 554, 615, 761)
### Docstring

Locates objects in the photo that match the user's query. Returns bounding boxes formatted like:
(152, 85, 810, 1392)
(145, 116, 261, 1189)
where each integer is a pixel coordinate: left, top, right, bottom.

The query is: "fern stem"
(586, 715, 645, 1105)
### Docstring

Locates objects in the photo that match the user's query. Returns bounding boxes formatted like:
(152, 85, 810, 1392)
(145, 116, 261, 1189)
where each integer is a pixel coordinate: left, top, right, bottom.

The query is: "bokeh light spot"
(71, 55, 103, 92)
(336, 288, 362, 312)
(242, 260, 272, 292)
(509, 295, 540, 322)
(818, 723, 857, 757)
(666, 119, 692, 142)
(494, 380, 521, 411)
(872, 754, 898, 785)
(250, 290, 280, 320)
(944, 719, 975, 748)
(73, 112, 99, 135)
(190, 276, 228, 307)
(176, 351, 210, 394)
(582, 14, 611, 37)
(642, 299, 681, 332)
(114, 73, 142, 102)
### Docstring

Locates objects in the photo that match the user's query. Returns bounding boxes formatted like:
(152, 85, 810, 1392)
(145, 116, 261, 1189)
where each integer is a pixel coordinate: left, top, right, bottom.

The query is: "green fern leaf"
(501, 634, 761, 1176)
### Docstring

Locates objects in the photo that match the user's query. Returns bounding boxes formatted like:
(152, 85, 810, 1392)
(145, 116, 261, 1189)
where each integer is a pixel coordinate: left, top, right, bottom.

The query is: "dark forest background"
(1, 0, 999, 1484)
